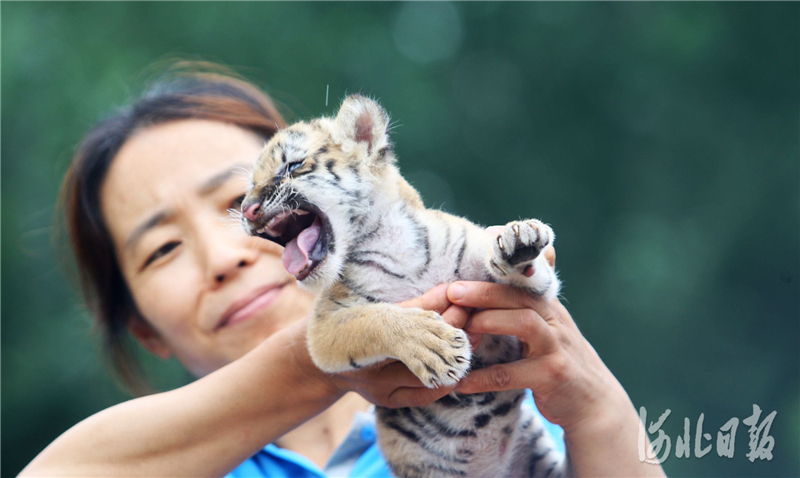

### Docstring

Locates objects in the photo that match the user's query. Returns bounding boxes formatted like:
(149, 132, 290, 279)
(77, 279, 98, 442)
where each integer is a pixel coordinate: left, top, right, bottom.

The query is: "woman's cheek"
(133, 268, 200, 335)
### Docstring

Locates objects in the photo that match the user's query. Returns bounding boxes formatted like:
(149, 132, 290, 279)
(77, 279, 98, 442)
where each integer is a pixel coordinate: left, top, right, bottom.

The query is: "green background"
(2, 2, 798, 476)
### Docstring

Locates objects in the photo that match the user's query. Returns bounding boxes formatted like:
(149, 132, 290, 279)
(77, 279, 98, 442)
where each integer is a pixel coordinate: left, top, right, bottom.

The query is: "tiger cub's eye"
(287, 160, 304, 174)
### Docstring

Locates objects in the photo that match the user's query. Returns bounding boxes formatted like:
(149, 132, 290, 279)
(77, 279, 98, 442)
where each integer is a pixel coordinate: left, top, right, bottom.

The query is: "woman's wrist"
(561, 386, 665, 477)
(264, 318, 346, 402)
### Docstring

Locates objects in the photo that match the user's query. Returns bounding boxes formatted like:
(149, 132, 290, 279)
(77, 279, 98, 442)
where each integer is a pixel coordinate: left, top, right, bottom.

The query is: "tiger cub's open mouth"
(254, 204, 332, 281)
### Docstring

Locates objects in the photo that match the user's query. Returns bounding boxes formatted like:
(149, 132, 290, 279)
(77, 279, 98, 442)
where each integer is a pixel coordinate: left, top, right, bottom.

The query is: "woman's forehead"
(100, 120, 262, 238)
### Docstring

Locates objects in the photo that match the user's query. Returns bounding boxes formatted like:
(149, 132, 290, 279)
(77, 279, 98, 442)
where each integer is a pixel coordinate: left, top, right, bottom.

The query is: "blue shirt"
(226, 390, 564, 478)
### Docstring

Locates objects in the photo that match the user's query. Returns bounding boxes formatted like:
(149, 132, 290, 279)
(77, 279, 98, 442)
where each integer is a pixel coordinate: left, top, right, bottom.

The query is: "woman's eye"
(287, 161, 304, 174)
(143, 241, 181, 269)
(230, 194, 246, 210)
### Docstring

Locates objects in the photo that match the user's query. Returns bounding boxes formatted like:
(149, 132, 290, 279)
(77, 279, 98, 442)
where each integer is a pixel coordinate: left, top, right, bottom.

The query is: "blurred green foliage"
(2, 2, 798, 476)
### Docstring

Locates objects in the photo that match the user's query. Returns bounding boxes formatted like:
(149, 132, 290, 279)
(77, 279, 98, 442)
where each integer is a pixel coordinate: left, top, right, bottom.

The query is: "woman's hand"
(447, 281, 628, 432)
(445, 247, 665, 476)
(330, 284, 472, 409)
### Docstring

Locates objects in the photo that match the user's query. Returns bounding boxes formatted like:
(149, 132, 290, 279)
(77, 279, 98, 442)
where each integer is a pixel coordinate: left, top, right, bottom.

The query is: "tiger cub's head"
(241, 95, 420, 289)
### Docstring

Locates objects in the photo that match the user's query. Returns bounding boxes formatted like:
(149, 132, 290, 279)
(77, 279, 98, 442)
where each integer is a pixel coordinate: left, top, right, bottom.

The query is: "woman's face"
(101, 119, 314, 377)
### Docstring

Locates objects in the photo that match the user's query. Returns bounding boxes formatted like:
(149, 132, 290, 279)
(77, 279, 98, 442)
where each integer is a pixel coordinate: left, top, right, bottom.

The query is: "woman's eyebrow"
(124, 163, 253, 254)
(125, 209, 173, 253)
(197, 162, 252, 196)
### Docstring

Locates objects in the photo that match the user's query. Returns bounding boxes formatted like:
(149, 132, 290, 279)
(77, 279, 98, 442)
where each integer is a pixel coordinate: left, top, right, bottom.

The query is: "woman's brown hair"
(59, 63, 286, 394)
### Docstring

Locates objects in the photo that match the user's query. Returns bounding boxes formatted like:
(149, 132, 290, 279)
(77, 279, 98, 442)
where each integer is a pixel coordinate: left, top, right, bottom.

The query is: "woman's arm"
(20, 319, 341, 477)
(20, 285, 465, 478)
(446, 279, 665, 477)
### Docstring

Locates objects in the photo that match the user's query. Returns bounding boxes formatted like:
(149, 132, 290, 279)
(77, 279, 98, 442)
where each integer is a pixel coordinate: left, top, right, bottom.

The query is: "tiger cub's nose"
(243, 202, 261, 222)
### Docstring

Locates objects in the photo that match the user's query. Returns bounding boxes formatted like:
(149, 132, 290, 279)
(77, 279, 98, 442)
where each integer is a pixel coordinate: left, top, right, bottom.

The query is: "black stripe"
(305, 175, 351, 195)
(351, 258, 406, 279)
(300, 178, 357, 202)
(491, 401, 514, 417)
(490, 392, 525, 418)
(353, 222, 382, 247)
(436, 394, 464, 407)
(325, 159, 340, 181)
(454, 227, 468, 277)
(423, 464, 466, 477)
(520, 417, 534, 430)
(490, 259, 507, 275)
(385, 413, 470, 466)
(341, 277, 380, 303)
(473, 413, 491, 428)
(398, 407, 429, 433)
(396, 410, 470, 464)
(430, 348, 451, 366)
(420, 223, 431, 271)
(354, 249, 400, 263)
(349, 356, 361, 369)
(527, 444, 552, 478)
(385, 420, 420, 443)
(530, 426, 545, 444)
(406, 212, 431, 277)
(416, 408, 476, 438)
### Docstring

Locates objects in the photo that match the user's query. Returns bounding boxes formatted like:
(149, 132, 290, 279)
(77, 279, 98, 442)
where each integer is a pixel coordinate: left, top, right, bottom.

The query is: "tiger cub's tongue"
(282, 218, 322, 276)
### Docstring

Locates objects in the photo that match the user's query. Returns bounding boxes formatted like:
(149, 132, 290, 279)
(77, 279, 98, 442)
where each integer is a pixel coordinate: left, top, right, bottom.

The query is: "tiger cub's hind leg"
(487, 219, 559, 298)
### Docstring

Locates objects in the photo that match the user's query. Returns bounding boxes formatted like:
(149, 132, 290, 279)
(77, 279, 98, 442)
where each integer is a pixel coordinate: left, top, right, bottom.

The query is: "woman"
(21, 65, 664, 477)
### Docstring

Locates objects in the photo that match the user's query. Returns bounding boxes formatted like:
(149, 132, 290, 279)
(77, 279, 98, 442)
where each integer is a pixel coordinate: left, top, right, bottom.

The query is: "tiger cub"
(241, 95, 567, 478)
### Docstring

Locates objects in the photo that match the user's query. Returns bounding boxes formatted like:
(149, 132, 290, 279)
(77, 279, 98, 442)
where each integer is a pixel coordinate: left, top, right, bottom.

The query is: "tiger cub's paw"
(489, 219, 553, 277)
(399, 311, 472, 389)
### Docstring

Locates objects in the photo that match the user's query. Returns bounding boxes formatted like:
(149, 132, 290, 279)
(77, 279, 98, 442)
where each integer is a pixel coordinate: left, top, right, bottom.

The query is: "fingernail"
(449, 283, 466, 301)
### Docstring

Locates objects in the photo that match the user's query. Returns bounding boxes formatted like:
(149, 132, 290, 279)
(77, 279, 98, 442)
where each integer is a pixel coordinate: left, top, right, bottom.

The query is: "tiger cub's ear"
(333, 94, 392, 160)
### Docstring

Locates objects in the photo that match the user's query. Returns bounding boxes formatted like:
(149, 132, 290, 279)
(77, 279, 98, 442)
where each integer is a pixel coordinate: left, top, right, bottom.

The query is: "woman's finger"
(374, 360, 428, 388)
(467, 308, 557, 356)
(386, 384, 457, 408)
(448, 281, 567, 326)
(448, 281, 535, 310)
(440, 304, 470, 329)
(455, 359, 549, 395)
(398, 283, 451, 314)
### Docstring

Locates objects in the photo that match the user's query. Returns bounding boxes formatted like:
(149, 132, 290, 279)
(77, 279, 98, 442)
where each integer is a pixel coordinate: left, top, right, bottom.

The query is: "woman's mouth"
(217, 283, 286, 330)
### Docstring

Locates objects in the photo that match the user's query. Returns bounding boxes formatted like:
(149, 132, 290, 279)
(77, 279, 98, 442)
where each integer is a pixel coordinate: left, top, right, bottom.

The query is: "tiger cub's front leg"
(307, 291, 472, 388)
(486, 219, 559, 298)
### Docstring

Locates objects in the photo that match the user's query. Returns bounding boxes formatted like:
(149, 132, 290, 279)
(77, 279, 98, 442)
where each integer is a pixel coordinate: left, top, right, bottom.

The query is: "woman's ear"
(128, 315, 172, 360)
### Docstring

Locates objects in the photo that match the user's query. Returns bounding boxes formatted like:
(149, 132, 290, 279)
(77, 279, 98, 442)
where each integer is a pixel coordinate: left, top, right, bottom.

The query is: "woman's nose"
(202, 226, 258, 287)
(243, 202, 260, 222)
